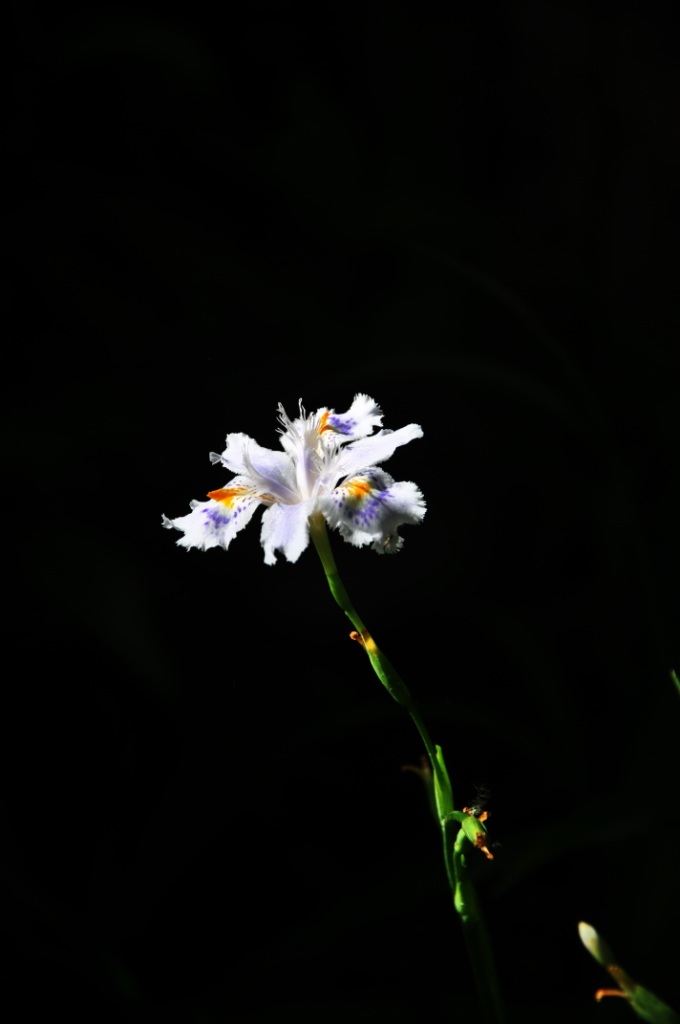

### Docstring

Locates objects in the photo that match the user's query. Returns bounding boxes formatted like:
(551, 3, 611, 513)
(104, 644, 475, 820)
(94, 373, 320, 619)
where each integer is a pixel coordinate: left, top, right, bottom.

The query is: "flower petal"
(332, 423, 423, 481)
(321, 393, 383, 439)
(162, 478, 264, 551)
(260, 499, 314, 565)
(320, 468, 426, 553)
(212, 433, 298, 503)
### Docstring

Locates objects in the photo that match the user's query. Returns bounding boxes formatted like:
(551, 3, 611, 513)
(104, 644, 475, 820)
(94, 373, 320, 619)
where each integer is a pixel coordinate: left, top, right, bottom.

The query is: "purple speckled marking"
(356, 493, 385, 525)
(328, 415, 356, 434)
(339, 481, 392, 528)
(204, 507, 231, 529)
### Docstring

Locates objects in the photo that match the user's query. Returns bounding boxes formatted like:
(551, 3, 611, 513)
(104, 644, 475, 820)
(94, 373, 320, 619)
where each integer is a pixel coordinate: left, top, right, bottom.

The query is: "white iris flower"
(162, 394, 425, 564)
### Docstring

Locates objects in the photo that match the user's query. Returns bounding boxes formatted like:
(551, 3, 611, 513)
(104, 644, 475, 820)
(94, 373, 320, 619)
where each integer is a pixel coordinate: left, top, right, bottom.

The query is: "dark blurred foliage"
(3, 3, 679, 1022)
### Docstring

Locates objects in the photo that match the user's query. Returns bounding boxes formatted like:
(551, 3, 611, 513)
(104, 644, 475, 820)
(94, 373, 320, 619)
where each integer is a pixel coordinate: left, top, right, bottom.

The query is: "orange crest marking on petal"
(207, 486, 250, 507)
(318, 410, 332, 432)
(344, 478, 372, 499)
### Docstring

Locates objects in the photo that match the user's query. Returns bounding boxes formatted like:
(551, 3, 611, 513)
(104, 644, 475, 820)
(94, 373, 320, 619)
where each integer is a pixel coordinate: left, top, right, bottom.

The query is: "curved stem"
(309, 513, 444, 790)
(309, 513, 504, 1022)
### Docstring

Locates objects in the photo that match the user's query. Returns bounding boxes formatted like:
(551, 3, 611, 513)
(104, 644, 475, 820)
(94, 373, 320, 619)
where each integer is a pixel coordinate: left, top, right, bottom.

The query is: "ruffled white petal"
(323, 393, 383, 439)
(320, 468, 426, 553)
(212, 434, 298, 503)
(210, 433, 254, 474)
(161, 478, 264, 551)
(332, 423, 423, 481)
(260, 499, 314, 565)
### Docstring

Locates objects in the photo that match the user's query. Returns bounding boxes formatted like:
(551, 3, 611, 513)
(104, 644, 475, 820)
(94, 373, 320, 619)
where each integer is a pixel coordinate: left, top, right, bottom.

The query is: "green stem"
(453, 831, 506, 1024)
(309, 513, 443, 787)
(309, 512, 504, 1023)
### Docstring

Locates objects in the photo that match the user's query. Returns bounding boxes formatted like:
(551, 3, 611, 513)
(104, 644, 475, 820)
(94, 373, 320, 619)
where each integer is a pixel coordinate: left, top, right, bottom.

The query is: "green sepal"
(449, 809, 489, 847)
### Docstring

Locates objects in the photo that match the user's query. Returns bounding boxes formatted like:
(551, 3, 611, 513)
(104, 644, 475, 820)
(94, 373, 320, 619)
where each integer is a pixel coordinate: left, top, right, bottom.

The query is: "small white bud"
(578, 921, 615, 967)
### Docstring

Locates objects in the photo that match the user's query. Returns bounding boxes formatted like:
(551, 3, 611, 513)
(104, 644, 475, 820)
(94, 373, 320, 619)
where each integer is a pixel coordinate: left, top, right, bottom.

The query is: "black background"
(4, 4, 680, 1022)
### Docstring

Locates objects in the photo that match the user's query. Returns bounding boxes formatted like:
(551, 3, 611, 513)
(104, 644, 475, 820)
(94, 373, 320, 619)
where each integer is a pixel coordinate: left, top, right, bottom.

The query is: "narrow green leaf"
(671, 669, 680, 698)
(433, 744, 454, 820)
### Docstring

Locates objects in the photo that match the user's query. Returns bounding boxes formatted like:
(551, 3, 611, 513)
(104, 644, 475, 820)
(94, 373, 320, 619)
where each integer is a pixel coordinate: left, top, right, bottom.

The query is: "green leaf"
(629, 985, 680, 1024)
(432, 744, 454, 820)
(671, 669, 680, 698)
